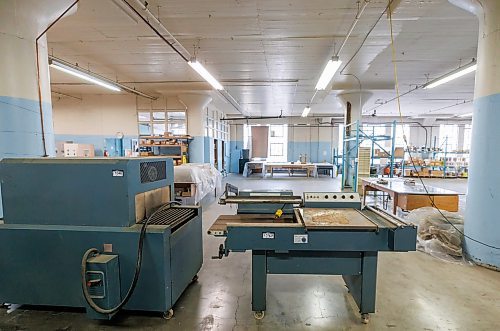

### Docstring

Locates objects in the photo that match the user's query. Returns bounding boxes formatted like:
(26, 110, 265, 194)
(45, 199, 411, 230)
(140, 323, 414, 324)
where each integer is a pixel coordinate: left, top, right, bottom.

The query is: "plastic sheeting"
(174, 163, 222, 204)
(406, 207, 468, 263)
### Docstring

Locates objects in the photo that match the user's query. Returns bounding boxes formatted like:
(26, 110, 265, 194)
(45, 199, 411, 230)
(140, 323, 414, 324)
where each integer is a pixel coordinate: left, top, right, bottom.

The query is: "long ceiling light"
(301, 106, 311, 117)
(49, 58, 121, 92)
(315, 56, 343, 90)
(423, 60, 477, 89)
(188, 59, 224, 90)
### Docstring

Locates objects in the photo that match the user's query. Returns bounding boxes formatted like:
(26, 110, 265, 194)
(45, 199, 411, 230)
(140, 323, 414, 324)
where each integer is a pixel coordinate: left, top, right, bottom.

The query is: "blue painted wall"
(464, 93, 500, 268)
(288, 141, 333, 163)
(229, 140, 243, 173)
(0, 96, 53, 218)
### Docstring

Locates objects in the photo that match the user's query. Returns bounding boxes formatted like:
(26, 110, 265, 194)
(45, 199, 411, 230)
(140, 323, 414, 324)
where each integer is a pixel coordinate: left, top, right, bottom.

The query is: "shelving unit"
(401, 137, 469, 178)
(139, 135, 193, 164)
(341, 121, 398, 191)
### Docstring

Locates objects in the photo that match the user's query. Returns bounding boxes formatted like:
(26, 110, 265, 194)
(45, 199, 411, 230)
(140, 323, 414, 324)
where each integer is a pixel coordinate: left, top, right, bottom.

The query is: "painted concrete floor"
(1, 175, 499, 331)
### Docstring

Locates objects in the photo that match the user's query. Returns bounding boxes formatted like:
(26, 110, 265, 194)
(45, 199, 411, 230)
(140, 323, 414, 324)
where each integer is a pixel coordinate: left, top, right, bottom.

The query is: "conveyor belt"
(139, 207, 196, 231)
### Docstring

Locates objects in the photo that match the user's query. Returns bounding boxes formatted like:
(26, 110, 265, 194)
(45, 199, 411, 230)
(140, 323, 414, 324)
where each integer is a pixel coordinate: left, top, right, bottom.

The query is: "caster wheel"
(253, 311, 265, 320)
(163, 309, 174, 320)
(361, 313, 369, 324)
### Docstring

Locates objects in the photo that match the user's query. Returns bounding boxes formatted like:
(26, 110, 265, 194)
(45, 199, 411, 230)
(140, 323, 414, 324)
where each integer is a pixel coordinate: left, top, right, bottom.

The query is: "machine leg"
(342, 252, 378, 322)
(251, 250, 267, 316)
(360, 252, 377, 316)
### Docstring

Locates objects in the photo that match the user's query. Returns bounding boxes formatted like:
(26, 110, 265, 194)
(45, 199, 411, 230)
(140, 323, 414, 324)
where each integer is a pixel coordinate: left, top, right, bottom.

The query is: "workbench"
(361, 178, 462, 214)
(266, 163, 317, 177)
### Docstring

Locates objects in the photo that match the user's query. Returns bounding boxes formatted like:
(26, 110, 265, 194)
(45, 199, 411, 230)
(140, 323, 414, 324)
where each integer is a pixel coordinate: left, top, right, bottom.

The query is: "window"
(361, 124, 388, 148)
(270, 143, 284, 156)
(205, 108, 229, 141)
(137, 110, 187, 136)
(463, 124, 472, 152)
(395, 124, 410, 147)
(267, 124, 287, 162)
(338, 124, 344, 155)
(439, 124, 459, 151)
(270, 125, 284, 137)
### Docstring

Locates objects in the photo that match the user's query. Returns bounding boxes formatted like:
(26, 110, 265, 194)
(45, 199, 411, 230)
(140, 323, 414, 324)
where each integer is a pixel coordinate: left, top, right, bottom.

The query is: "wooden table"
(266, 163, 317, 177)
(361, 178, 463, 214)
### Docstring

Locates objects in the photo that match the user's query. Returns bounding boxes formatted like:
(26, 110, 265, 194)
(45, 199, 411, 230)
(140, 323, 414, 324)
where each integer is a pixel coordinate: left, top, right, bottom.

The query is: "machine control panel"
(303, 192, 362, 209)
(304, 192, 361, 203)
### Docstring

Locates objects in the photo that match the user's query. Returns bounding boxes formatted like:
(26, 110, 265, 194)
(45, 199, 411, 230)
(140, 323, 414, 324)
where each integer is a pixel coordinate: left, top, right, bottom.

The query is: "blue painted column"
(450, 0, 500, 268)
(178, 94, 212, 164)
(0, 1, 76, 217)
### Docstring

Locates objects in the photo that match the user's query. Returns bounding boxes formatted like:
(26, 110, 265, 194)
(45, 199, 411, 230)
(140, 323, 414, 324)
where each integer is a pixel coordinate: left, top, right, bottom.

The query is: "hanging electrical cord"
(386, 1, 500, 250)
(81, 201, 181, 315)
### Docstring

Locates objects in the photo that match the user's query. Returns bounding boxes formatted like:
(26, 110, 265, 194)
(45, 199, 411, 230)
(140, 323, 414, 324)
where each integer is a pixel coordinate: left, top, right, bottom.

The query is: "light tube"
(315, 57, 342, 90)
(188, 59, 224, 90)
(301, 106, 311, 117)
(423, 61, 477, 89)
(49, 61, 121, 92)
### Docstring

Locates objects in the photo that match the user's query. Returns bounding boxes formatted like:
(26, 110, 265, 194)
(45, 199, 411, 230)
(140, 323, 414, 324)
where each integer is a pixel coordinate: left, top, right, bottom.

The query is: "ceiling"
(47, 0, 478, 118)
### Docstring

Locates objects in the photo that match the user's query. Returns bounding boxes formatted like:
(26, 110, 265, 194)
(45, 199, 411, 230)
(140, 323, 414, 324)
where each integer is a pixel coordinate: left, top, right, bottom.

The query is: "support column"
(450, 0, 500, 268)
(178, 94, 212, 164)
(0, 0, 77, 217)
(229, 124, 244, 173)
(338, 92, 372, 190)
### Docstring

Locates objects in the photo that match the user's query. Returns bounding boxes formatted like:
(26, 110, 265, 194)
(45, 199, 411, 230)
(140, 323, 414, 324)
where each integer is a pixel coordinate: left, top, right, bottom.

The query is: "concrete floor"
(1, 175, 499, 331)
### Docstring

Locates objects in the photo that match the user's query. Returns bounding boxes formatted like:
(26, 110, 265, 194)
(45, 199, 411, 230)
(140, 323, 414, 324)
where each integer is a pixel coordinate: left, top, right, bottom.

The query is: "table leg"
(392, 193, 398, 215)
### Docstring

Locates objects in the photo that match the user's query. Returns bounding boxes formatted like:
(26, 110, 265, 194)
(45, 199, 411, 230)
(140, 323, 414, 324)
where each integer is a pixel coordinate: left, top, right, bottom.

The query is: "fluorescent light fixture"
(49, 60, 121, 92)
(459, 112, 473, 118)
(423, 60, 477, 89)
(188, 59, 224, 90)
(315, 56, 342, 90)
(301, 106, 311, 117)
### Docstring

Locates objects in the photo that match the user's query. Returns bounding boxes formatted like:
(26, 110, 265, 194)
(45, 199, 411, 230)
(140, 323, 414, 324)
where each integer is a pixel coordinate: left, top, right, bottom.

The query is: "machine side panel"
(266, 251, 362, 275)
(226, 227, 391, 251)
(0, 161, 130, 226)
(169, 214, 203, 304)
(0, 226, 171, 313)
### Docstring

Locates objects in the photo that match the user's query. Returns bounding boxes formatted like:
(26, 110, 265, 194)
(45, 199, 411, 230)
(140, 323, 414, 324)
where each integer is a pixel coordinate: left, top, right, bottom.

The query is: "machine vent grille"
(140, 161, 166, 183)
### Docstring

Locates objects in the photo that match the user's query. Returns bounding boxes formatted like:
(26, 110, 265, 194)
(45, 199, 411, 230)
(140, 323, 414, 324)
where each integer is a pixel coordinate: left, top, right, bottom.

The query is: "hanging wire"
(386, 0, 500, 250)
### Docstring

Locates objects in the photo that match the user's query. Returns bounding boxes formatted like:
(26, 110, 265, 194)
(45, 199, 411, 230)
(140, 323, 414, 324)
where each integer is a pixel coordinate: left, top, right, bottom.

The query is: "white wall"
(53, 94, 138, 136)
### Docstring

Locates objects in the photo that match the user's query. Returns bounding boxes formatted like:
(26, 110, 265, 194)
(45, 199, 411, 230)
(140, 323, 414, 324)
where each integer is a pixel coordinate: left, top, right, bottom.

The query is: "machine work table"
(209, 186, 417, 323)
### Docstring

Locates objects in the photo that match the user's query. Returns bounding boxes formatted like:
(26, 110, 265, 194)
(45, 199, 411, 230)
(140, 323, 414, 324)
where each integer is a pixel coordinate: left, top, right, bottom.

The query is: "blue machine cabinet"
(0, 157, 202, 320)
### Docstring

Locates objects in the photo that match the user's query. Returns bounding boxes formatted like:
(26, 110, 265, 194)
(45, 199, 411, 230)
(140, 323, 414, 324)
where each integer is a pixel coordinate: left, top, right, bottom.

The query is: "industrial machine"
(0, 157, 202, 320)
(210, 185, 417, 323)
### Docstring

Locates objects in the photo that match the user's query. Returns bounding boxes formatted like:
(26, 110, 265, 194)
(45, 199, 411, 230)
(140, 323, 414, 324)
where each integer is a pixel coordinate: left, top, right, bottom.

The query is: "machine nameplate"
(112, 170, 124, 177)
(262, 232, 275, 239)
(293, 234, 308, 244)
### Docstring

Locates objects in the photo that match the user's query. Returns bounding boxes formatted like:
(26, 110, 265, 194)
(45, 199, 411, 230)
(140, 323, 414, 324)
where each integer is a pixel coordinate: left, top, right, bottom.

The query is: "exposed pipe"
(308, 0, 370, 107)
(335, 0, 371, 57)
(121, 0, 190, 62)
(121, 0, 246, 116)
(36, 0, 80, 157)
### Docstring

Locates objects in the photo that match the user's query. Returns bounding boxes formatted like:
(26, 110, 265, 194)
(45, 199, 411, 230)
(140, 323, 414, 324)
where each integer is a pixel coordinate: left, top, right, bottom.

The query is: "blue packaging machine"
(0, 157, 202, 320)
(210, 185, 417, 323)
